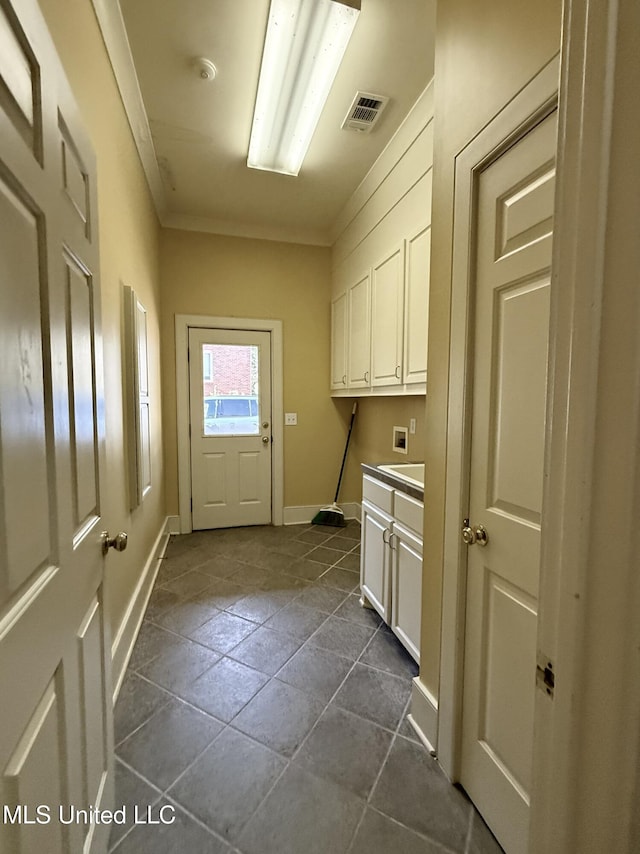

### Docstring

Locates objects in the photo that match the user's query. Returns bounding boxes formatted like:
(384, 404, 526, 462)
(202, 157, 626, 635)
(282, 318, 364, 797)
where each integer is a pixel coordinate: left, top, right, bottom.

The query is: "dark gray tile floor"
(110, 521, 503, 854)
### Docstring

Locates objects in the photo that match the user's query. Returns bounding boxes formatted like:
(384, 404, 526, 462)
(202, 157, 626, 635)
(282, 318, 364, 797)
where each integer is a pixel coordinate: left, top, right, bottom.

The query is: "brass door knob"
(461, 519, 488, 547)
(262, 435, 270, 445)
(101, 531, 128, 556)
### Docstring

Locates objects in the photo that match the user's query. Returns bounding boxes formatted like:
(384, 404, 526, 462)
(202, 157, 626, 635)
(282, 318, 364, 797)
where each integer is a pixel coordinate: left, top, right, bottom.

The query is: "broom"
(312, 402, 357, 528)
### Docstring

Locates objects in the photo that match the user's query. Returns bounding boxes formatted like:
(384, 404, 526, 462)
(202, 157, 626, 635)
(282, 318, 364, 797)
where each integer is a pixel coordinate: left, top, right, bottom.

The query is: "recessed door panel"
(0, 176, 51, 598)
(480, 572, 537, 797)
(203, 454, 226, 506)
(0, 3, 41, 156)
(238, 451, 261, 503)
(77, 598, 108, 816)
(65, 253, 98, 535)
(489, 277, 550, 523)
(1, 679, 66, 854)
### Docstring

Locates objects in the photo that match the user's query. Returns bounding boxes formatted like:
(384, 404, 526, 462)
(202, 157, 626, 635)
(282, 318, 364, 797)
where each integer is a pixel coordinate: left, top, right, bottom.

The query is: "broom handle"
(334, 402, 357, 503)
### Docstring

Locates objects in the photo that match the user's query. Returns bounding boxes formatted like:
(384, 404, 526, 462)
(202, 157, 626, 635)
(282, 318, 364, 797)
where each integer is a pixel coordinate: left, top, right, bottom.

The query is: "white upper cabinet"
(330, 291, 348, 389)
(331, 225, 430, 396)
(371, 244, 405, 387)
(403, 224, 431, 385)
(347, 272, 371, 388)
(330, 82, 434, 397)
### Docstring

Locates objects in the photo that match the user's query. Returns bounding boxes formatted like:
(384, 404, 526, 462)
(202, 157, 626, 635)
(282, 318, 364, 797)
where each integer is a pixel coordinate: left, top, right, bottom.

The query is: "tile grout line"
(116, 524, 431, 852)
(107, 754, 230, 853)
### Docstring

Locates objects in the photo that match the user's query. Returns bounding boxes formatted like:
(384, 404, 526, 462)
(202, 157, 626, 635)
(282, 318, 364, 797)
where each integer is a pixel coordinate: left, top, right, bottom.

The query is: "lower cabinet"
(360, 475, 423, 663)
(361, 499, 393, 623)
(390, 521, 423, 662)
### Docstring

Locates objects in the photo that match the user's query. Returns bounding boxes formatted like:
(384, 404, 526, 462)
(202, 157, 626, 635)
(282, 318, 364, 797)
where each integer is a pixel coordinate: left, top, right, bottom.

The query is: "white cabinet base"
(360, 475, 424, 663)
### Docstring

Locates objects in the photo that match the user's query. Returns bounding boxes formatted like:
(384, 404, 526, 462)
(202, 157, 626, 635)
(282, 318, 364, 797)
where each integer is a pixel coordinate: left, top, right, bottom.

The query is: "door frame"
(437, 56, 559, 780)
(175, 314, 284, 533)
(530, 1, 640, 851)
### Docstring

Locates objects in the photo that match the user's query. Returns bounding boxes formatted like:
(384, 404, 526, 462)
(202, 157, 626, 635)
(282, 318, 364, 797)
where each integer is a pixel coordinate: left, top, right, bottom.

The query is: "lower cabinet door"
(360, 500, 393, 622)
(391, 522, 423, 663)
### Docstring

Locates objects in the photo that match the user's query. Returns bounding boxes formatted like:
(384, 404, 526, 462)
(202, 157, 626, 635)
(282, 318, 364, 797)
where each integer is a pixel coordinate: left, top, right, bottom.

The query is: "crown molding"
(91, 0, 166, 214)
(161, 212, 331, 247)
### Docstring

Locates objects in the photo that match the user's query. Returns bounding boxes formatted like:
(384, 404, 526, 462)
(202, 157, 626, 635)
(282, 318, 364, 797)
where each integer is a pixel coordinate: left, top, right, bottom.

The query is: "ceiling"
(117, 0, 436, 244)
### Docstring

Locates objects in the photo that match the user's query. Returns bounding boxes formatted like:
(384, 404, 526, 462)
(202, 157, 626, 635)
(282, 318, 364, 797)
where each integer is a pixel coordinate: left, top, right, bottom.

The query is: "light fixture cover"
(248, 0, 360, 176)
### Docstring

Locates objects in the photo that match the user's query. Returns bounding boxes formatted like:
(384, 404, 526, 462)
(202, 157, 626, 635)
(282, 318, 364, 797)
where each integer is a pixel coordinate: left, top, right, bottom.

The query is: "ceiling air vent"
(341, 91, 389, 133)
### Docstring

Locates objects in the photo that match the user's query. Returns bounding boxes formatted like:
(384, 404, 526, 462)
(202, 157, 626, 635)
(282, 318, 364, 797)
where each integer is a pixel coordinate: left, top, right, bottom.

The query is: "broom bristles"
(311, 503, 347, 527)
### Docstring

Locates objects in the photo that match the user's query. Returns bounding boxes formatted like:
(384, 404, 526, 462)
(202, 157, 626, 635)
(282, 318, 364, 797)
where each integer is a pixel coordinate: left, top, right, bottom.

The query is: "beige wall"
(419, 0, 562, 695)
(38, 0, 165, 645)
(159, 229, 353, 514)
(340, 397, 427, 501)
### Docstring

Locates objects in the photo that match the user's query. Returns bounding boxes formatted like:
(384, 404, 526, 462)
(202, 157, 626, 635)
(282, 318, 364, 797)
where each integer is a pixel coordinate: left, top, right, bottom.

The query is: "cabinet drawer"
(362, 475, 394, 514)
(394, 490, 423, 535)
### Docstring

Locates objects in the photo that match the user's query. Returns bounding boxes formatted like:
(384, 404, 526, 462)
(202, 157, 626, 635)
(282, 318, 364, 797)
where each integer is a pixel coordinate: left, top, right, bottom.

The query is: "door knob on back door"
(262, 435, 269, 445)
(101, 531, 128, 556)
(461, 519, 489, 547)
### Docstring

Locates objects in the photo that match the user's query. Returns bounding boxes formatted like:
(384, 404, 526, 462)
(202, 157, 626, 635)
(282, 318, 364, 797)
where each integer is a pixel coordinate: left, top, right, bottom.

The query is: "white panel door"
(461, 112, 557, 854)
(189, 327, 272, 529)
(371, 244, 404, 387)
(0, 1, 113, 852)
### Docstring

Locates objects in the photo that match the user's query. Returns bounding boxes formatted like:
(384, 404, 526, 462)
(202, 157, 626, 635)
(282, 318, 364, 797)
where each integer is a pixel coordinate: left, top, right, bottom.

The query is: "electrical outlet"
(285, 412, 297, 425)
(409, 418, 416, 434)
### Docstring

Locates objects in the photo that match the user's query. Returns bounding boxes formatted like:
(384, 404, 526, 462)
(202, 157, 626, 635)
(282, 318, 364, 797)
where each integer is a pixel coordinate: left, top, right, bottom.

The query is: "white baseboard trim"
(409, 676, 438, 754)
(164, 515, 181, 535)
(111, 518, 171, 702)
(283, 503, 361, 526)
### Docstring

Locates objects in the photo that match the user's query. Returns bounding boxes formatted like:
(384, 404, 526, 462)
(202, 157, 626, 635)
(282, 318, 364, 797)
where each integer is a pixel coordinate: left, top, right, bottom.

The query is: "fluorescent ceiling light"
(248, 0, 360, 176)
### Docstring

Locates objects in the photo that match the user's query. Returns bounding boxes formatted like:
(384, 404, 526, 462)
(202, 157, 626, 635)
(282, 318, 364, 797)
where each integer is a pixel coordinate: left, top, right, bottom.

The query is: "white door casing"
(0, 1, 113, 851)
(189, 327, 272, 529)
(436, 56, 560, 854)
(175, 315, 284, 534)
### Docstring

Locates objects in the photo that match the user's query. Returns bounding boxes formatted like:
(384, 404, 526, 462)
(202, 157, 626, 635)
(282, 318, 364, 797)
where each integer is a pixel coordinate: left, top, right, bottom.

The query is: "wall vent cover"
(341, 91, 389, 133)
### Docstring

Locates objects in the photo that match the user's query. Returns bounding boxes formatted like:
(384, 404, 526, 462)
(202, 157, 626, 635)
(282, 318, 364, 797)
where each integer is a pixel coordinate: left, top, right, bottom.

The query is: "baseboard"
(283, 502, 361, 525)
(110, 518, 171, 702)
(409, 676, 438, 754)
(165, 515, 180, 534)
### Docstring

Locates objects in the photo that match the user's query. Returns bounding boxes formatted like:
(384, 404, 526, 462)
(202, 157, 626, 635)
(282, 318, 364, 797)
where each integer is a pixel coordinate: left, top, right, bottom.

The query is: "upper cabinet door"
(347, 272, 371, 388)
(403, 225, 431, 385)
(330, 291, 348, 389)
(371, 244, 405, 387)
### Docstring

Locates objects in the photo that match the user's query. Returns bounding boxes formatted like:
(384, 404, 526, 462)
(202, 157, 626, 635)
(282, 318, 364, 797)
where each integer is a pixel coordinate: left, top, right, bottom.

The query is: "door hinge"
(536, 653, 555, 698)
(190, 498, 193, 512)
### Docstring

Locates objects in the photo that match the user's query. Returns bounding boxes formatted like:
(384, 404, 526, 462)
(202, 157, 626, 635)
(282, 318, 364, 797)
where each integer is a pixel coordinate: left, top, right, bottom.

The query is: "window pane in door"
(201, 343, 260, 436)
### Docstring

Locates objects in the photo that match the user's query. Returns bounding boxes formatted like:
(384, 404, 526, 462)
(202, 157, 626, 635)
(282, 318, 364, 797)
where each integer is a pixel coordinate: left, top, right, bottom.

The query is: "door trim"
(175, 314, 284, 533)
(438, 56, 559, 780)
(531, 1, 640, 851)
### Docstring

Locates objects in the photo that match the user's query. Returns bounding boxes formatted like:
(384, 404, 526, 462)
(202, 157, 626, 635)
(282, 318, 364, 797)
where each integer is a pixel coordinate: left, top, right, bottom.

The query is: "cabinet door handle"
(382, 528, 390, 544)
(364, 371, 369, 383)
(342, 374, 346, 385)
(395, 365, 401, 379)
(389, 532, 397, 550)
